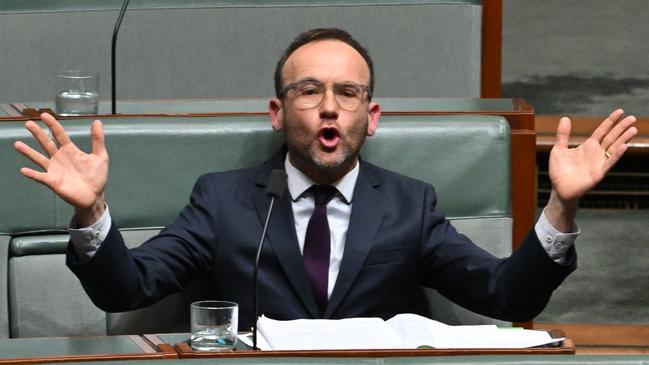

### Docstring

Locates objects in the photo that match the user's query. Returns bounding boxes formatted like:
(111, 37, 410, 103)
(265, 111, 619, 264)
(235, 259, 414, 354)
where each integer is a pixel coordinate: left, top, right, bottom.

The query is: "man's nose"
(319, 89, 339, 119)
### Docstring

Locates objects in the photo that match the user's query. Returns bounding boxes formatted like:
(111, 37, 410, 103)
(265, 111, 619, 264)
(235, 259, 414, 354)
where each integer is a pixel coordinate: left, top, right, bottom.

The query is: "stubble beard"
(284, 117, 368, 173)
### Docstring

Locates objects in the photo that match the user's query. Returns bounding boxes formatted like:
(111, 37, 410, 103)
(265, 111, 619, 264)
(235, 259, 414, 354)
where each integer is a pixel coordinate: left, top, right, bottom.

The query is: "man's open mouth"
(319, 127, 340, 148)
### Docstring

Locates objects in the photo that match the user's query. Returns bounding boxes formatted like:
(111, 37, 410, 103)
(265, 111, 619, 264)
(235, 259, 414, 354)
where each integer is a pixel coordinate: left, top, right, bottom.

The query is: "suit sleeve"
(66, 174, 218, 312)
(418, 185, 576, 322)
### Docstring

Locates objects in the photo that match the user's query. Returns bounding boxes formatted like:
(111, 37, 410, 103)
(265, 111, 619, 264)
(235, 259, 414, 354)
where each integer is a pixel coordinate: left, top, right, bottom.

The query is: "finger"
(601, 115, 637, 151)
(590, 109, 625, 143)
(91, 120, 107, 157)
(603, 127, 637, 169)
(554, 116, 572, 150)
(24, 120, 58, 157)
(14, 140, 50, 170)
(40, 112, 73, 147)
(607, 126, 638, 154)
(603, 143, 629, 171)
(19, 167, 50, 186)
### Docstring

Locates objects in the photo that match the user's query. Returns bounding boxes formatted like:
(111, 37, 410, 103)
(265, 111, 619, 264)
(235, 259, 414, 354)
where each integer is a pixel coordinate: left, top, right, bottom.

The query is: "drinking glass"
(55, 70, 99, 116)
(190, 300, 238, 351)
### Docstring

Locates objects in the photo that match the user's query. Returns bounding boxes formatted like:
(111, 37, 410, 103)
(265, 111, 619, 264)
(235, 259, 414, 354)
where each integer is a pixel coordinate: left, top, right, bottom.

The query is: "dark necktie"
(303, 185, 337, 316)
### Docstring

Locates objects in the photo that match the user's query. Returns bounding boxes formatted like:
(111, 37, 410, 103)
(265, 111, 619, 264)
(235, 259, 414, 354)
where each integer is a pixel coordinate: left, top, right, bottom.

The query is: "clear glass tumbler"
(190, 300, 238, 351)
(55, 70, 99, 116)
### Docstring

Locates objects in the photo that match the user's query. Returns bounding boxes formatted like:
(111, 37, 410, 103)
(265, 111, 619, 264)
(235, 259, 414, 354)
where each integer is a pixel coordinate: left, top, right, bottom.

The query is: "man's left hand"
(545, 109, 637, 231)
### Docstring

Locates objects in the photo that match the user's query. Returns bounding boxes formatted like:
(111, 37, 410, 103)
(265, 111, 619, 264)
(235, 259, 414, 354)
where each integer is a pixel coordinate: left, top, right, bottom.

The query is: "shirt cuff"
(535, 209, 580, 264)
(68, 205, 112, 261)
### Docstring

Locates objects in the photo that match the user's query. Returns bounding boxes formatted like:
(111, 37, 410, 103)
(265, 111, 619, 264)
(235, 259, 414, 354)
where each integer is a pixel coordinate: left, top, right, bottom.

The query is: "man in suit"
(14, 28, 637, 329)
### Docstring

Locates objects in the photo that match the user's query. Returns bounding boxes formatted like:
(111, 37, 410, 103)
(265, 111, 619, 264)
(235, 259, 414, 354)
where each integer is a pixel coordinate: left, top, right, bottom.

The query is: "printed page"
(386, 313, 496, 348)
(386, 313, 449, 348)
(386, 313, 562, 348)
(256, 315, 405, 350)
(430, 327, 563, 349)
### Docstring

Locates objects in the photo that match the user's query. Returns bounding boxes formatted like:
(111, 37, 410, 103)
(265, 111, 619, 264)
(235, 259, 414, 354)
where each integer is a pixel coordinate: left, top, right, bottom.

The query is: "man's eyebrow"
(288, 78, 366, 87)
(293, 77, 321, 84)
(335, 81, 364, 86)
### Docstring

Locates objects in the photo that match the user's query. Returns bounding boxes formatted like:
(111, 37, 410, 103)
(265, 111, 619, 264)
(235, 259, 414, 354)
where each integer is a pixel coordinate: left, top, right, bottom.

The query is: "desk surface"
(0, 333, 646, 364)
(15, 355, 649, 365)
(0, 335, 175, 364)
(535, 323, 649, 355)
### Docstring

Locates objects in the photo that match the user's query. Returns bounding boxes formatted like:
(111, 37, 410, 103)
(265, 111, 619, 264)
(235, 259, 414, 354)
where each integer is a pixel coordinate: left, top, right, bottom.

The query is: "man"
(14, 28, 637, 329)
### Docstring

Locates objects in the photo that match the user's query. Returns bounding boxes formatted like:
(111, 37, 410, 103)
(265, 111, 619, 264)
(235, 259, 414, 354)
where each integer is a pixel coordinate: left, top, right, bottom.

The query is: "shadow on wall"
(503, 74, 649, 115)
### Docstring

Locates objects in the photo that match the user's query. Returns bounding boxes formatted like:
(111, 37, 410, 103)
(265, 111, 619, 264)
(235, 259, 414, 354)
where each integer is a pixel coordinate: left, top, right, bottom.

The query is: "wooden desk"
(16, 355, 649, 365)
(535, 323, 649, 355)
(0, 103, 21, 118)
(0, 332, 574, 364)
(0, 335, 176, 364)
(144, 332, 574, 359)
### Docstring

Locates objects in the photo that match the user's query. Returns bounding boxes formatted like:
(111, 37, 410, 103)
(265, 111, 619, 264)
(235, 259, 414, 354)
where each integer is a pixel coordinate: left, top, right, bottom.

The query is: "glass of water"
(190, 300, 238, 351)
(55, 70, 99, 116)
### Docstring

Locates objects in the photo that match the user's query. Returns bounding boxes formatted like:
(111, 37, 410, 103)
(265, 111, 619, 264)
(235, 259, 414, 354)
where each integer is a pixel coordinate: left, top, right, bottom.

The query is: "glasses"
(279, 80, 371, 111)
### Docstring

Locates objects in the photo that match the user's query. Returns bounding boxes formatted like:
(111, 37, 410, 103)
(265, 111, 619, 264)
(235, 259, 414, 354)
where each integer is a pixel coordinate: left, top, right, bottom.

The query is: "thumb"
(91, 120, 107, 158)
(554, 116, 572, 150)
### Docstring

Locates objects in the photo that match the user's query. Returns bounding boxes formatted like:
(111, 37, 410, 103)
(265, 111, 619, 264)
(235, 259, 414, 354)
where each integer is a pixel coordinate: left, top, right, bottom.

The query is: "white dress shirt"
(283, 153, 357, 299)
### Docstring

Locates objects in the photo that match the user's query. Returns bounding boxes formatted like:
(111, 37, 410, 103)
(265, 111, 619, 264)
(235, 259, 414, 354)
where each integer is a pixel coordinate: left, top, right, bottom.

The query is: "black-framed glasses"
(279, 80, 371, 111)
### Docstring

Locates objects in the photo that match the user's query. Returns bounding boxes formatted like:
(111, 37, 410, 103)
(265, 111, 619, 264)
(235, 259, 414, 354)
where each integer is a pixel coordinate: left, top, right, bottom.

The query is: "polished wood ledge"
(535, 322, 649, 355)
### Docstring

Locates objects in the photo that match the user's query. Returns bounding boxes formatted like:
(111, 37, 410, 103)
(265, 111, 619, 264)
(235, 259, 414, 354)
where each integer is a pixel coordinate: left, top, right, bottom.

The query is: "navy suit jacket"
(68, 150, 576, 328)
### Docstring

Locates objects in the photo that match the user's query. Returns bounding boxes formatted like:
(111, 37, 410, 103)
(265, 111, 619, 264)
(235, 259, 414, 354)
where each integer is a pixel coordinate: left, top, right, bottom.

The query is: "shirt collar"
(284, 152, 358, 204)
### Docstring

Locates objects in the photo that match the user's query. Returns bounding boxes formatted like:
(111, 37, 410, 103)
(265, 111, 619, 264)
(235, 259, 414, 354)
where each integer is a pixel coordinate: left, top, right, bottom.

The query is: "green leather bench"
(0, 114, 511, 338)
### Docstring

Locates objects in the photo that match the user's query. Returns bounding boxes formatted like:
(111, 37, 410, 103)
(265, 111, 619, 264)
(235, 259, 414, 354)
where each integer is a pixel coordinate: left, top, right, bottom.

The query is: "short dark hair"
(274, 28, 374, 100)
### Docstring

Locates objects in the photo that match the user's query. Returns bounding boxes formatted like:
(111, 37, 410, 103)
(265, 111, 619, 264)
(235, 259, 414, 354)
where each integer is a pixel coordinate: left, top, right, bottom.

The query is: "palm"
(14, 113, 109, 210)
(43, 143, 108, 208)
(549, 110, 637, 203)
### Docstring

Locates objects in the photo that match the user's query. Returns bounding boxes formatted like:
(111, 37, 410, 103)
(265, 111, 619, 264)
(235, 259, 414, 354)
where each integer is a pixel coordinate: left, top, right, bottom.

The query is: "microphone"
(111, 0, 131, 114)
(252, 169, 287, 350)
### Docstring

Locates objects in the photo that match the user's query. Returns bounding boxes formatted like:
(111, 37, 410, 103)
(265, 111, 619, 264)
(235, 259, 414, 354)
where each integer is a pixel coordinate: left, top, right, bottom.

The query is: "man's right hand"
(14, 112, 109, 226)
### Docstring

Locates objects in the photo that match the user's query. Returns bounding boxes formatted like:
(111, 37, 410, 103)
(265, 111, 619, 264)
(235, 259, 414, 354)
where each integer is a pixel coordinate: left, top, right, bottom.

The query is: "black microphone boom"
(252, 169, 287, 350)
(111, 0, 130, 114)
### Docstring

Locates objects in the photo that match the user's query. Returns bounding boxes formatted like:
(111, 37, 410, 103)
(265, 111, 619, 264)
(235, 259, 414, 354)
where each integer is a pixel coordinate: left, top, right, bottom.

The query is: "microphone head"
(266, 169, 287, 198)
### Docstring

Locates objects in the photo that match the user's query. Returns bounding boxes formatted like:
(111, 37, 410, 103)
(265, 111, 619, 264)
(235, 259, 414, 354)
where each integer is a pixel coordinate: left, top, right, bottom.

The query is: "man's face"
(270, 40, 380, 182)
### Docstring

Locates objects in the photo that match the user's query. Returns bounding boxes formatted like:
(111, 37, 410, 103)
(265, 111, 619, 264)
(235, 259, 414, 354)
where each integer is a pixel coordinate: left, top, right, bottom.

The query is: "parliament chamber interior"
(1, 0, 648, 364)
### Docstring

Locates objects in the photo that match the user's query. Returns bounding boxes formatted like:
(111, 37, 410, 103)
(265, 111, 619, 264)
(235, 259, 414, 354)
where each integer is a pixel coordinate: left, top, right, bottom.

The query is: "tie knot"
(309, 185, 337, 206)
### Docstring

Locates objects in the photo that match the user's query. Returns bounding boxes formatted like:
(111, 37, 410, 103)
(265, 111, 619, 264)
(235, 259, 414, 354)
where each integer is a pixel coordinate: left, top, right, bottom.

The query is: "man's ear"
(269, 98, 284, 131)
(366, 101, 381, 136)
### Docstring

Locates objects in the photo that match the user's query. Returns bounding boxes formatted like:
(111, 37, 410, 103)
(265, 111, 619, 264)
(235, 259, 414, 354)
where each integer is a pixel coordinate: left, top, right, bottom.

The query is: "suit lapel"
(325, 163, 384, 318)
(253, 152, 321, 319)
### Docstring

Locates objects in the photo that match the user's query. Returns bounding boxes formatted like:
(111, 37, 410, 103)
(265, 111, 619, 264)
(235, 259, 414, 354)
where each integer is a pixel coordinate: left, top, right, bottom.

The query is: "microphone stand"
(252, 169, 287, 350)
(252, 195, 277, 350)
(111, 0, 130, 114)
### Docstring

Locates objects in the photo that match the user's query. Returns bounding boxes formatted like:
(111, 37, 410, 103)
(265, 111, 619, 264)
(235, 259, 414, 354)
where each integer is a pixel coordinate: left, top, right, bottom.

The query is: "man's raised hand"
(549, 109, 637, 203)
(544, 109, 637, 232)
(14, 113, 109, 225)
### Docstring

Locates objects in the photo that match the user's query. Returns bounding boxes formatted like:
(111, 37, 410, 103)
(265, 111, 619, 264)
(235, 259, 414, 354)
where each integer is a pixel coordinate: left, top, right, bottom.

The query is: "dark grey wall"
(503, 0, 649, 116)
(536, 209, 649, 324)
(0, 1, 483, 104)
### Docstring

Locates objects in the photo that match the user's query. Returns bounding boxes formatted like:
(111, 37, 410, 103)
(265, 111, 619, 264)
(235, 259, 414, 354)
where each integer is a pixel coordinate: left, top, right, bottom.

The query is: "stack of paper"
(245, 313, 562, 351)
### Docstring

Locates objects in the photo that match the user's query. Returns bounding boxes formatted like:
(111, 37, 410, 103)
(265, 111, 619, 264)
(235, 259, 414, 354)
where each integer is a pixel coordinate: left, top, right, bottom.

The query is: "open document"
(242, 313, 563, 351)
